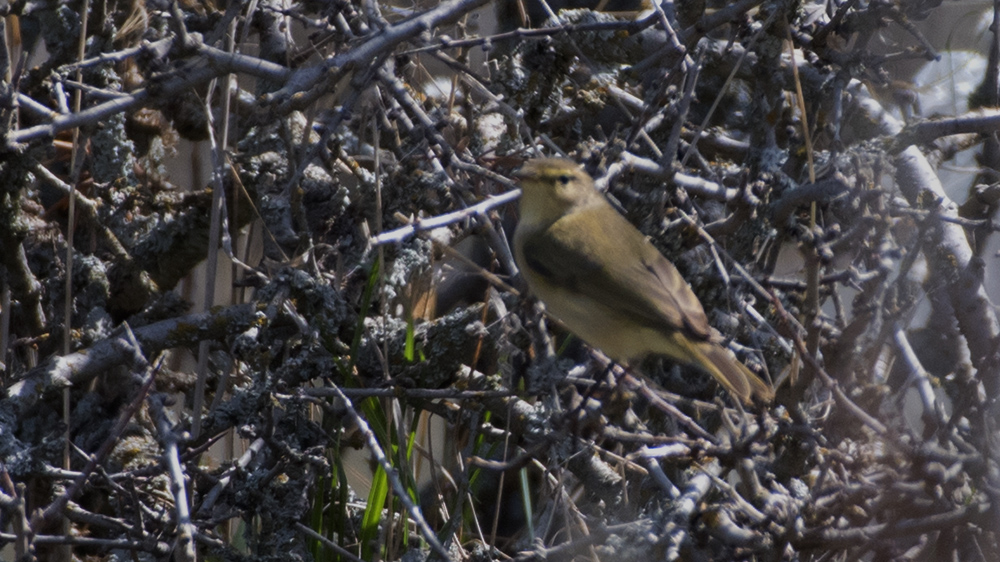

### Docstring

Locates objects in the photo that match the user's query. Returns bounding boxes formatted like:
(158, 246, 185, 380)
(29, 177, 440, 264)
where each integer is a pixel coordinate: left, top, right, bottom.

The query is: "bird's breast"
(525, 272, 654, 362)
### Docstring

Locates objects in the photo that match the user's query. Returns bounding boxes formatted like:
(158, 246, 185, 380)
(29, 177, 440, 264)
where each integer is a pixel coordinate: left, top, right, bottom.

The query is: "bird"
(512, 157, 773, 405)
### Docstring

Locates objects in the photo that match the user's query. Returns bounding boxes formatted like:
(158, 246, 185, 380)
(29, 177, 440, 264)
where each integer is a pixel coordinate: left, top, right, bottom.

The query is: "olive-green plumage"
(513, 158, 773, 405)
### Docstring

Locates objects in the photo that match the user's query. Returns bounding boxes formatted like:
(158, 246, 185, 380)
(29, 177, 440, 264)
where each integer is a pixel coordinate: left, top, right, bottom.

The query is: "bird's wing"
(519, 206, 712, 340)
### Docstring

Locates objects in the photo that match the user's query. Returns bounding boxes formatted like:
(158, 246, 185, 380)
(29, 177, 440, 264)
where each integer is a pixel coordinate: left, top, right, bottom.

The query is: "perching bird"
(513, 158, 773, 405)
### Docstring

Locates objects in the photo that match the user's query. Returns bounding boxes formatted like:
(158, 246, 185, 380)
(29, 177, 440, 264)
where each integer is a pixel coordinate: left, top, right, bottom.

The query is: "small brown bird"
(513, 158, 773, 405)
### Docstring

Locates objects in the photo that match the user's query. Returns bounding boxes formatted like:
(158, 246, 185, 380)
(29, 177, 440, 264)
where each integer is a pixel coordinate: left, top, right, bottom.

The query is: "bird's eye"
(557, 174, 571, 185)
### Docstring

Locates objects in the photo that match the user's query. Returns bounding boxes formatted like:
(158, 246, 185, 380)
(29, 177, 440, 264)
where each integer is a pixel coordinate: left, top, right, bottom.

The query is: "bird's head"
(514, 158, 598, 224)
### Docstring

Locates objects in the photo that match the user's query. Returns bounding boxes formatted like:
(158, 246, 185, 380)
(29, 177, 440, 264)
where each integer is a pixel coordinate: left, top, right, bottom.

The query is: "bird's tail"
(683, 337, 774, 405)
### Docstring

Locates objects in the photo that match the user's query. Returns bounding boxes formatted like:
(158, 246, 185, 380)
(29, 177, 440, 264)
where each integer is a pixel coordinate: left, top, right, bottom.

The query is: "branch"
(4, 303, 259, 411)
(371, 189, 521, 246)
